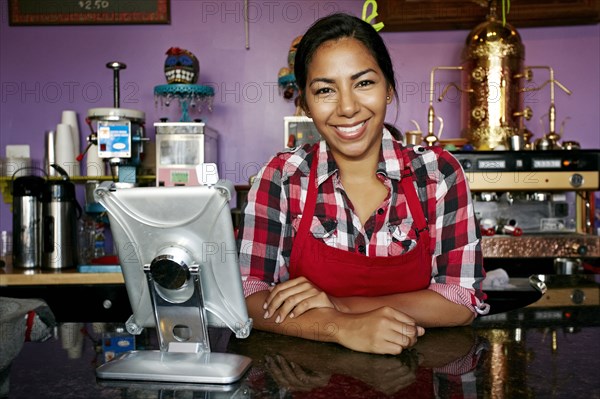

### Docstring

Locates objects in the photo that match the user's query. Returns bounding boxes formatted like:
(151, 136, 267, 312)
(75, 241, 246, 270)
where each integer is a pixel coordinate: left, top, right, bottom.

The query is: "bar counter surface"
(0, 263, 124, 286)
(3, 275, 600, 399)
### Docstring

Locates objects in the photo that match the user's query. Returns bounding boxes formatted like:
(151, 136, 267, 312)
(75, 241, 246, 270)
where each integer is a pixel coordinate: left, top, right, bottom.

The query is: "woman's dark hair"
(294, 13, 397, 107)
(384, 123, 403, 141)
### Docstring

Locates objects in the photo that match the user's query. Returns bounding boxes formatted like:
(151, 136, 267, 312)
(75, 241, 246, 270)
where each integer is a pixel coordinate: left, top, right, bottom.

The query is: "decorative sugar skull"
(164, 47, 199, 84)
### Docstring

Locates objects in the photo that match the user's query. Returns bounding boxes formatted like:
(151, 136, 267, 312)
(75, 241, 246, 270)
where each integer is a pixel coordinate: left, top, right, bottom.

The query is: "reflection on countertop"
(4, 301, 600, 399)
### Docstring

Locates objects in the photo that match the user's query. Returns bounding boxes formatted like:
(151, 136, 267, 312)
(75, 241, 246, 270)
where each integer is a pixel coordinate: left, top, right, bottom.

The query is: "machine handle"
(43, 215, 54, 253)
(106, 61, 127, 108)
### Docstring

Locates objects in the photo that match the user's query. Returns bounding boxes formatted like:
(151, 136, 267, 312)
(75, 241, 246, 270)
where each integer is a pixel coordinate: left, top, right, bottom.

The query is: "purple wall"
(1, 1, 599, 232)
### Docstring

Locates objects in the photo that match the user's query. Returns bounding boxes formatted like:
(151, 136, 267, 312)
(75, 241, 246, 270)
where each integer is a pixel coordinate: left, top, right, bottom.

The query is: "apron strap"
(292, 146, 320, 259)
(400, 149, 429, 234)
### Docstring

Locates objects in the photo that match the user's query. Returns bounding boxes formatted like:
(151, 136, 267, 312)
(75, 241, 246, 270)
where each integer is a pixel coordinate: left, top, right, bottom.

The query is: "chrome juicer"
(83, 62, 147, 184)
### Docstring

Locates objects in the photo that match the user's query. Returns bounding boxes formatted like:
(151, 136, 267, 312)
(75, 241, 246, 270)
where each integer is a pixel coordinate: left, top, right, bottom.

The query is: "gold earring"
(386, 95, 391, 101)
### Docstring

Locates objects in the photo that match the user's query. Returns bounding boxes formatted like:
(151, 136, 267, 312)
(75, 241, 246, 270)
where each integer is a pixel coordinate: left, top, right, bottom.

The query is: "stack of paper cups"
(61, 110, 80, 176)
(46, 130, 57, 177)
(59, 322, 85, 359)
(55, 123, 76, 177)
(86, 144, 104, 177)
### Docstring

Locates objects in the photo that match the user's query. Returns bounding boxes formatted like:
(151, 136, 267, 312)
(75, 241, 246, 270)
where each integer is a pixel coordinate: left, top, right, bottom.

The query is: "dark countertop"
(3, 275, 600, 398)
(0, 275, 600, 399)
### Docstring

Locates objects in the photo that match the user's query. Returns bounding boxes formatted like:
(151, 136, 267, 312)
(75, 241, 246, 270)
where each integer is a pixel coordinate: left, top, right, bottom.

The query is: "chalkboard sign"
(9, 0, 170, 25)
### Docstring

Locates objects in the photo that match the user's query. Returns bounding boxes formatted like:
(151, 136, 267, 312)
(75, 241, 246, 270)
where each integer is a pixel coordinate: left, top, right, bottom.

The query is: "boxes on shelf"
(102, 329, 135, 363)
(284, 116, 320, 148)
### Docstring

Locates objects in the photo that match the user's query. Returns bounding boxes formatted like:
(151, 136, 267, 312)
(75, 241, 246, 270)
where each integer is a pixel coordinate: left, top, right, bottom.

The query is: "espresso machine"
(418, 2, 600, 275)
(453, 150, 599, 274)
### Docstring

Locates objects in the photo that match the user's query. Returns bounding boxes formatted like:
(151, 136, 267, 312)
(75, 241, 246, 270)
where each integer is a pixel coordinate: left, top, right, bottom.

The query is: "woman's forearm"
(246, 290, 344, 343)
(332, 289, 474, 328)
(246, 290, 425, 354)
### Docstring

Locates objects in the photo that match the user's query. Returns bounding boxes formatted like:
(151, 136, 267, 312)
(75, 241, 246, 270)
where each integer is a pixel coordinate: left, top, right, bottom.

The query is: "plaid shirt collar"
(315, 128, 404, 187)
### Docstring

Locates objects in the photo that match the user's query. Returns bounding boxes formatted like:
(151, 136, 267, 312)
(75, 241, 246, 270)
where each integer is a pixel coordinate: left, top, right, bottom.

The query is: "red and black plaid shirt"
(237, 129, 488, 315)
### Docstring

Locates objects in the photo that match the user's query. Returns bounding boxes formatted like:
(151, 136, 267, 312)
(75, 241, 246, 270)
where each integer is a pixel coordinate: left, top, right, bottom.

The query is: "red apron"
(289, 148, 432, 297)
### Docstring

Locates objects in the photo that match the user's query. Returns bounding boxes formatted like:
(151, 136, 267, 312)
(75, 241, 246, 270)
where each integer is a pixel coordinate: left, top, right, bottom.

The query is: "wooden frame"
(378, 0, 600, 32)
(8, 0, 170, 26)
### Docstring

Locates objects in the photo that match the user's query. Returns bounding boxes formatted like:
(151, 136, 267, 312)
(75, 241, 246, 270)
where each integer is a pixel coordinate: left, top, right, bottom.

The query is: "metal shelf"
(0, 175, 156, 205)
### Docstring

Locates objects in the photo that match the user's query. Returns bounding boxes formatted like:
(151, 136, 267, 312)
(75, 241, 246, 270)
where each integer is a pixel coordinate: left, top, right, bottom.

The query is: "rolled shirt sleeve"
(425, 149, 488, 315)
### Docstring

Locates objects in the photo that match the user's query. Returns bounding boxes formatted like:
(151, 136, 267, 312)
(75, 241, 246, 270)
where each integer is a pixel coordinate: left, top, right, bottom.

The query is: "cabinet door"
(377, 0, 599, 32)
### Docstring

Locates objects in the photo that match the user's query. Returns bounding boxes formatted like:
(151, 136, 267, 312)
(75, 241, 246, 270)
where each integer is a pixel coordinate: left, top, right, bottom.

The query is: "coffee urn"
(42, 165, 80, 269)
(12, 174, 45, 268)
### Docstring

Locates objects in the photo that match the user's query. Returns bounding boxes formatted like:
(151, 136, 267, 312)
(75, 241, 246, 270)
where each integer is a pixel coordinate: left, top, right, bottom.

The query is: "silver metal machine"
(84, 62, 147, 184)
(93, 179, 252, 384)
(154, 121, 218, 187)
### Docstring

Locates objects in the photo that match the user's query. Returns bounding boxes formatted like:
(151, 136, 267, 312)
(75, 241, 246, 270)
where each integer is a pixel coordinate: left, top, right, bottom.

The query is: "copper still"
(426, 2, 572, 150)
(420, 3, 597, 274)
(460, 6, 526, 149)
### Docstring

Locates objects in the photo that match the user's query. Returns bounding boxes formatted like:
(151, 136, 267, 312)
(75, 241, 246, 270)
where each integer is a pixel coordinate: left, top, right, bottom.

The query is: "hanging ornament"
(362, 0, 384, 32)
(277, 36, 303, 103)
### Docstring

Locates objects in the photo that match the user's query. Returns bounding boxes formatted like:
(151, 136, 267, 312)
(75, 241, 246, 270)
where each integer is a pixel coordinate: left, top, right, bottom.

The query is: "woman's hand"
(264, 276, 336, 323)
(265, 354, 331, 392)
(336, 307, 425, 355)
(350, 350, 421, 395)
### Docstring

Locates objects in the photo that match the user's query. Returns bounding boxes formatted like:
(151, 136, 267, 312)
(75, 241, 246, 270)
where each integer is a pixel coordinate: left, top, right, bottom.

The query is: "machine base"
(96, 350, 252, 384)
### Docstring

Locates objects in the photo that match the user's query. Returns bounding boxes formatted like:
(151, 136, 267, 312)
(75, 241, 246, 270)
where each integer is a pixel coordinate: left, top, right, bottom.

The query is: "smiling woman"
(236, 13, 489, 355)
(302, 37, 391, 167)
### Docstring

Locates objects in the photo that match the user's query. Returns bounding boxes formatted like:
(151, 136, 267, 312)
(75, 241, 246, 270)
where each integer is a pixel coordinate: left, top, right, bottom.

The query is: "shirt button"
(377, 208, 384, 215)
(358, 245, 366, 254)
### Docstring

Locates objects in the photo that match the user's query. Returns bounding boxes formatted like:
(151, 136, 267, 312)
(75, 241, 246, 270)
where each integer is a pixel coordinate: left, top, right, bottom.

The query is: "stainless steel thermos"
(12, 175, 45, 268)
(42, 173, 80, 269)
(12, 165, 80, 269)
